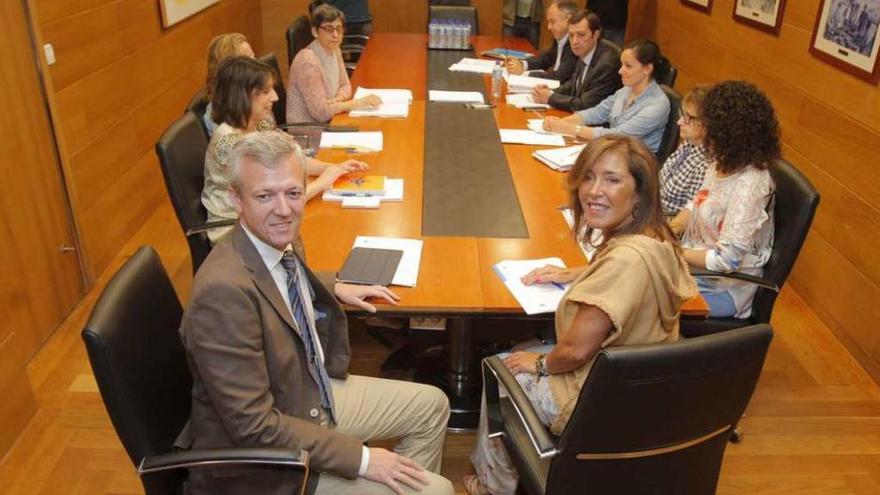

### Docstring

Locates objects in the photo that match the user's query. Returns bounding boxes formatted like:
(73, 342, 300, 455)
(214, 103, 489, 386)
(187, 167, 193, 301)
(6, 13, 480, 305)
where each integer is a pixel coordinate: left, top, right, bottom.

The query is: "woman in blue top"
(543, 39, 671, 153)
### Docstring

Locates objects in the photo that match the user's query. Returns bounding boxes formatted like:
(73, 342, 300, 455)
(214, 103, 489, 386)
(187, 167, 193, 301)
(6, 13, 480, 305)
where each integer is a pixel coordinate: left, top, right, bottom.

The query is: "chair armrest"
(185, 219, 237, 236)
(483, 356, 558, 459)
(138, 448, 309, 474)
(277, 122, 330, 130)
(689, 267, 779, 292)
(343, 34, 370, 43)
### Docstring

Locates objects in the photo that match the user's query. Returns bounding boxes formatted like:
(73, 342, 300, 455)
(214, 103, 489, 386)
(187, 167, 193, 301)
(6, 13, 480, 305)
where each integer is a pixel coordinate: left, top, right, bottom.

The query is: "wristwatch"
(535, 353, 550, 377)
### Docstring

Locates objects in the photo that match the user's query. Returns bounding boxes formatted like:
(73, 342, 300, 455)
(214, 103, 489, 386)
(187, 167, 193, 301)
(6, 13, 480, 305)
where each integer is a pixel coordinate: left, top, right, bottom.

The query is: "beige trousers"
(315, 375, 454, 495)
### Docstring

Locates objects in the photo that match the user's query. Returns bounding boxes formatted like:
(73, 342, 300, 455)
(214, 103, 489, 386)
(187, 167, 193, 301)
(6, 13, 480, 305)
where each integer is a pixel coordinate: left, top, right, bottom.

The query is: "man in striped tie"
(176, 130, 453, 495)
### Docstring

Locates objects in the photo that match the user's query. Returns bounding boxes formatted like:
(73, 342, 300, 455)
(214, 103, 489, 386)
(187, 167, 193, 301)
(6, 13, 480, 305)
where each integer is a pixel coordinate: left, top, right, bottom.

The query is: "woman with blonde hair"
(203, 33, 255, 136)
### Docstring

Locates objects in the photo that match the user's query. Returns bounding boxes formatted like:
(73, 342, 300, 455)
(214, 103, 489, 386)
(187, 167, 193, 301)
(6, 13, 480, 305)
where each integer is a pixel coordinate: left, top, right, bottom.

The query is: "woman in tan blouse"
(466, 135, 697, 495)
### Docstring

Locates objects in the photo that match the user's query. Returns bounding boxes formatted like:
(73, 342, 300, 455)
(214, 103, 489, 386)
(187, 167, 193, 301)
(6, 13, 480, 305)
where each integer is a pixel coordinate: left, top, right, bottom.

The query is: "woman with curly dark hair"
(670, 80, 779, 318)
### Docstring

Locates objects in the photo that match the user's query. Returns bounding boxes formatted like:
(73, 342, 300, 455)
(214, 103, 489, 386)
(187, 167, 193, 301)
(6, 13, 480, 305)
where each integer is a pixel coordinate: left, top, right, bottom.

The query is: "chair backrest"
(750, 159, 820, 323)
(185, 87, 210, 139)
(155, 111, 213, 272)
(657, 84, 681, 164)
(287, 15, 314, 66)
(258, 52, 287, 126)
(546, 324, 773, 495)
(82, 246, 190, 494)
(429, 5, 480, 35)
(658, 64, 678, 88)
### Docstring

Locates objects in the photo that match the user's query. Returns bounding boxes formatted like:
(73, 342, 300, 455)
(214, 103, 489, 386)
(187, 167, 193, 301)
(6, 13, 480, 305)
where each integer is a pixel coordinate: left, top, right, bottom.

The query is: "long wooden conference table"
(302, 33, 708, 428)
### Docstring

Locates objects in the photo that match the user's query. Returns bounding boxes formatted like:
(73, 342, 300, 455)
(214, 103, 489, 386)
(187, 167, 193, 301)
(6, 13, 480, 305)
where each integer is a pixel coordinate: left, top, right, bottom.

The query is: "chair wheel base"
(729, 428, 743, 443)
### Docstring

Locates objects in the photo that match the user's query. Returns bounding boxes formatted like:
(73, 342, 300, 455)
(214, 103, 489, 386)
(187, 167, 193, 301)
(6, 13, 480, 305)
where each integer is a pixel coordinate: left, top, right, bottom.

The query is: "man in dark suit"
(176, 130, 453, 495)
(504, 0, 578, 82)
(531, 9, 622, 112)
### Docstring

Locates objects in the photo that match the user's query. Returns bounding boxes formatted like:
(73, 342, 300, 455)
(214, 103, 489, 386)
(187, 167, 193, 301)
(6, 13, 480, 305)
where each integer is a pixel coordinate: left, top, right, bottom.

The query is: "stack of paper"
(505, 74, 560, 93)
(506, 93, 550, 109)
(449, 57, 497, 74)
(499, 129, 566, 146)
(349, 87, 413, 118)
(323, 178, 404, 202)
(532, 144, 585, 171)
(429, 90, 484, 103)
(353, 236, 424, 287)
(493, 258, 569, 315)
(319, 132, 383, 152)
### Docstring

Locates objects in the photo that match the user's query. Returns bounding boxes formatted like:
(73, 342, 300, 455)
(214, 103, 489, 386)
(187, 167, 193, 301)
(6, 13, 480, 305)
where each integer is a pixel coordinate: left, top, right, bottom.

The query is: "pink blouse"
(286, 43, 352, 123)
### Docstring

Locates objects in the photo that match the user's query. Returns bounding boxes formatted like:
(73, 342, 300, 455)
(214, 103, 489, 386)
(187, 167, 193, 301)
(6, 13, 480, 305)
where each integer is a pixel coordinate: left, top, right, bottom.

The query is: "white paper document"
(349, 103, 410, 118)
(499, 129, 566, 146)
(532, 144, 585, 171)
(506, 93, 550, 109)
(353, 87, 413, 104)
(319, 132, 383, 152)
(353, 236, 423, 287)
(527, 118, 564, 134)
(449, 57, 497, 74)
(349, 87, 413, 117)
(493, 258, 569, 315)
(323, 178, 404, 202)
(560, 207, 599, 261)
(341, 196, 381, 208)
(429, 90, 485, 103)
(505, 73, 560, 93)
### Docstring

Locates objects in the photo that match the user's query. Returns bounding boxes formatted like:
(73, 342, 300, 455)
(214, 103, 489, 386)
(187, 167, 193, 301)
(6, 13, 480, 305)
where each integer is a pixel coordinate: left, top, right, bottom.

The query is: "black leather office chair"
(286, 15, 367, 75)
(82, 246, 309, 495)
(659, 64, 678, 88)
(258, 52, 288, 126)
(683, 158, 820, 338)
(155, 111, 235, 274)
(185, 88, 210, 139)
(483, 324, 773, 495)
(657, 84, 681, 164)
(428, 5, 480, 35)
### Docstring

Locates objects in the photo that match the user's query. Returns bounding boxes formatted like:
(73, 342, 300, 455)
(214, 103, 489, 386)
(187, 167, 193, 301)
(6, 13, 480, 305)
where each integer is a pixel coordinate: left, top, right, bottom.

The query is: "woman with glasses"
(669, 81, 778, 319)
(658, 86, 711, 216)
(286, 3, 381, 124)
(542, 38, 671, 153)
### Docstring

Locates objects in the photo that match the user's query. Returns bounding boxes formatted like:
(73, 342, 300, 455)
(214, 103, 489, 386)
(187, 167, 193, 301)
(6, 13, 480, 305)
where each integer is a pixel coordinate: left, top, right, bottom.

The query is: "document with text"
(494, 258, 569, 315)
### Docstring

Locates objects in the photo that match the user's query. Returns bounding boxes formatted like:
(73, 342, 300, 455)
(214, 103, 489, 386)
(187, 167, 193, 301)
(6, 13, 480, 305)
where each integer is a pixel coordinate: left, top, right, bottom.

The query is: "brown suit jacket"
(176, 224, 362, 495)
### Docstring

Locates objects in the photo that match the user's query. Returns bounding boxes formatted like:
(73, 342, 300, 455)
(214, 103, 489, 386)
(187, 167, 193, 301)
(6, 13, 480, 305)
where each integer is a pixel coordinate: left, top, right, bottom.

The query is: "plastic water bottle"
(438, 21, 447, 49)
(491, 61, 503, 103)
(464, 23, 472, 49)
(428, 21, 436, 48)
(457, 22, 466, 49)
(453, 22, 462, 49)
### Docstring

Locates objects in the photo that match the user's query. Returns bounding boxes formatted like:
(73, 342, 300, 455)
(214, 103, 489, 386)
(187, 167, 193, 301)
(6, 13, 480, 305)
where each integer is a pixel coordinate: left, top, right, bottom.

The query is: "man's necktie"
(280, 252, 336, 421)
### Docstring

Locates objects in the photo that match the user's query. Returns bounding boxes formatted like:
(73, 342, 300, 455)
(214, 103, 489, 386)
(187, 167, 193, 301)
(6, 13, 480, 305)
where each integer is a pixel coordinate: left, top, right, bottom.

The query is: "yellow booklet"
(330, 174, 386, 196)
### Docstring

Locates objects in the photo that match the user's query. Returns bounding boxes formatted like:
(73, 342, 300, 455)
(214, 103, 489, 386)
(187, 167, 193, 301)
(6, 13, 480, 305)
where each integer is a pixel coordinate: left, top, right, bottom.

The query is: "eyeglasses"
(678, 109, 700, 124)
(319, 24, 344, 35)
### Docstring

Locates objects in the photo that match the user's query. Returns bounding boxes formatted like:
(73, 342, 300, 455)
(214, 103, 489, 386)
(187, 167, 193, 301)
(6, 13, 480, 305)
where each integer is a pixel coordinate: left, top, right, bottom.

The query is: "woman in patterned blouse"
(658, 85, 712, 216)
(202, 56, 367, 244)
(670, 81, 780, 318)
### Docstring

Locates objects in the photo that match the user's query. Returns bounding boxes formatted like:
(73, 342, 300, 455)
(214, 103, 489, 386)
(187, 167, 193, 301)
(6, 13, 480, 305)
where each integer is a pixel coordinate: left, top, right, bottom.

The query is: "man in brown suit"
(176, 130, 453, 495)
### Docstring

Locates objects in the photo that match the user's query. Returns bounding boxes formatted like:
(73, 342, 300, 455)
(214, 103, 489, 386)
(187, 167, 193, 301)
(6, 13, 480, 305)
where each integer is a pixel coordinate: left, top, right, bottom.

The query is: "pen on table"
(550, 282, 566, 291)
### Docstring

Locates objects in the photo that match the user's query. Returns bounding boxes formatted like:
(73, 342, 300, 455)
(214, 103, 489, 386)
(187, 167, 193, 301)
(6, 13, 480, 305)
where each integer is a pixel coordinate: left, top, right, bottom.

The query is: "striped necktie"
(279, 252, 336, 422)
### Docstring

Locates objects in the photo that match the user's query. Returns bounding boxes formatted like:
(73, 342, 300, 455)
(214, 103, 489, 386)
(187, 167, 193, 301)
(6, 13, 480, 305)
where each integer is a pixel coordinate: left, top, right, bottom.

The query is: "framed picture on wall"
(733, 0, 788, 35)
(809, 0, 880, 83)
(681, 0, 713, 14)
(159, 0, 221, 28)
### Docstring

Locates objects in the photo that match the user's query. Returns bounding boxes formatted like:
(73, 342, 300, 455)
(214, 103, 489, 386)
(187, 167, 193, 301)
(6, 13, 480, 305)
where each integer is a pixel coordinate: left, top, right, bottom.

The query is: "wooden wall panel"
(628, 0, 880, 382)
(32, 0, 263, 280)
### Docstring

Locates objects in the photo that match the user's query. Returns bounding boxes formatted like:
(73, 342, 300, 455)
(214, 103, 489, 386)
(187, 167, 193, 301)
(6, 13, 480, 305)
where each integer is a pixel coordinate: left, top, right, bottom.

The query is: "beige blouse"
(548, 234, 697, 434)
